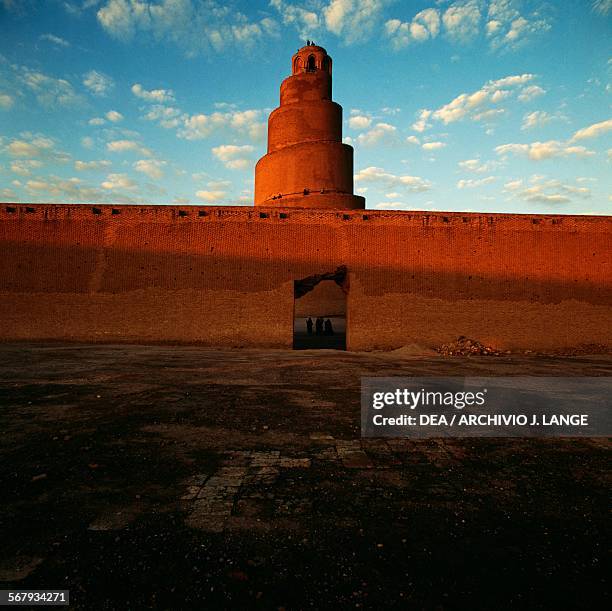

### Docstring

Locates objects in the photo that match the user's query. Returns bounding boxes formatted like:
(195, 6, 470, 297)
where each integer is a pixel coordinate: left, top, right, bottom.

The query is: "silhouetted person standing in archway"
(324, 318, 334, 336)
(306, 317, 313, 335)
(315, 317, 324, 336)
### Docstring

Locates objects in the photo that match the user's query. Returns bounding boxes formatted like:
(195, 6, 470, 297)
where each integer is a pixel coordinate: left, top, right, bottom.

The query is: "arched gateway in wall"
(293, 267, 348, 350)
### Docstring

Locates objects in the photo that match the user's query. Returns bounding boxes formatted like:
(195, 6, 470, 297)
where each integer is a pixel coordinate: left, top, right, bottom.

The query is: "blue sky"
(0, 0, 610, 214)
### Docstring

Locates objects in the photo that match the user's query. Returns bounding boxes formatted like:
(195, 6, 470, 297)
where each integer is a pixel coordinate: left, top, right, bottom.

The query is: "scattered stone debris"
(438, 339, 611, 357)
(438, 336, 502, 356)
(539, 343, 611, 356)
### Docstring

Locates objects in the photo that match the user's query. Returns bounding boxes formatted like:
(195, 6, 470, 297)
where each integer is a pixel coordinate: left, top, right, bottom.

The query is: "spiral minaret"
(254, 43, 365, 209)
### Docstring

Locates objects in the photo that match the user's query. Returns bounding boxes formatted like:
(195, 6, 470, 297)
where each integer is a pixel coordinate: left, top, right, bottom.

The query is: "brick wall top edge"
(0, 202, 610, 225)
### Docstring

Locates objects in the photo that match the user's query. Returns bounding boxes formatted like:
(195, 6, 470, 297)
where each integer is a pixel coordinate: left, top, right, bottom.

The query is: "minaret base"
(254, 192, 365, 209)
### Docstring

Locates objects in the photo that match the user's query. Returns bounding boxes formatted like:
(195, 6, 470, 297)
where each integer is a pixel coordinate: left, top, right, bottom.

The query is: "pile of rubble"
(538, 343, 611, 356)
(437, 336, 502, 356)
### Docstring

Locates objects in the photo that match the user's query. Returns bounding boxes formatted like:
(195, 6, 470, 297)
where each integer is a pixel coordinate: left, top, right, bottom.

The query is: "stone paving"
(182, 444, 352, 532)
(0, 344, 609, 609)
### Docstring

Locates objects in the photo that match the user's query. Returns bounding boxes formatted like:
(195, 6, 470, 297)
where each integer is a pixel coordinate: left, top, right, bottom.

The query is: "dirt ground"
(0, 344, 609, 610)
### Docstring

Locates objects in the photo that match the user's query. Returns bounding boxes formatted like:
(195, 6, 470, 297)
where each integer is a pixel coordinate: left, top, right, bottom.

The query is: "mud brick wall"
(0, 204, 610, 351)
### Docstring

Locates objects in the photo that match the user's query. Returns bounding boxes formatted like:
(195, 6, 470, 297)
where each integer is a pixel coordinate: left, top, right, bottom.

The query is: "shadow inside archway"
(293, 267, 347, 350)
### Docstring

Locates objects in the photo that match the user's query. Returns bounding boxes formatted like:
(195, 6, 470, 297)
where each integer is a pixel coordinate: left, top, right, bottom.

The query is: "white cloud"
(134, 158, 166, 179)
(206, 179, 232, 189)
(81, 136, 95, 149)
(106, 110, 124, 122)
(458, 158, 500, 173)
(270, 0, 398, 46)
(97, 0, 279, 54)
(135, 83, 266, 142)
(88, 114, 128, 126)
(323, 0, 386, 45)
(143, 104, 182, 128)
(348, 115, 372, 130)
(486, 0, 551, 51)
(406, 135, 420, 145)
(472, 108, 507, 122)
(4, 133, 70, 163)
(522, 193, 569, 203)
(0, 93, 14, 109)
(521, 110, 552, 130)
(24, 180, 50, 192)
(270, 0, 319, 37)
(419, 74, 535, 129)
(422, 141, 446, 151)
(354, 166, 431, 191)
(385, 8, 440, 49)
(75, 159, 112, 171)
(228, 109, 267, 141)
(570, 118, 612, 142)
(211, 144, 255, 170)
(83, 69, 115, 96)
(495, 140, 595, 160)
(486, 19, 501, 35)
(180, 113, 222, 140)
(504, 179, 523, 191)
(179, 115, 215, 140)
(10, 159, 43, 176)
(490, 89, 511, 103)
(0, 187, 19, 200)
(22, 173, 136, 204)
(518, 84, 545, 102)
(106, 140, 138, 152)
(131, 83, 175, 104)
(40, 33, 71, 47)
(18, 67, 84, 107)
(101, 172, 137, 190)
(386, 0, 549, 51)
(505, 176, 591, 204)
(457, 176, 497, 188)
(106, 139, 152, 156)
(442, 0, 481, 42)
(354, 122, 397, 146)
(411, 109, 431, 132)
(179, 109, 266, 142)
(196, 189, 226, 202)
(6, 139, 47, 157)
